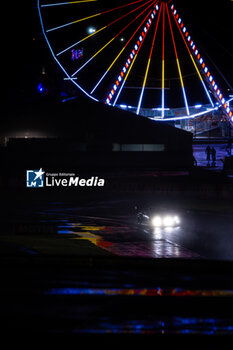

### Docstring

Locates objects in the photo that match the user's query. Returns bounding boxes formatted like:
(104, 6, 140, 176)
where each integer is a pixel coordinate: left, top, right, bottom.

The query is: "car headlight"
(152, 216, 162, 227)
(163, 216, 175, 227)
(152, 215, 180, 227)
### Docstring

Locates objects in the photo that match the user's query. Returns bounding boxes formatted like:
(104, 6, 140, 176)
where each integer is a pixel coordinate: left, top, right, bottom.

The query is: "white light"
(156, 4, 159, 10)
(87, 27, 96, 34)
(163, 216, 175, 227)
(120, 104, 127, 109)
(152, 216, 162, 227)
(174, 216, 180, 225)
(195, 104, 202, 109)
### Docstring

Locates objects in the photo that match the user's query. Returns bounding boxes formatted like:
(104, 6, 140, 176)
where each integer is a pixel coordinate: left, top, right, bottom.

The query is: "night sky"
(8, 0, 233, 105)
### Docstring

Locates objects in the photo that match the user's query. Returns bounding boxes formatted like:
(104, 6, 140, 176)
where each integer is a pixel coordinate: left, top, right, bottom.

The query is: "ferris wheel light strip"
(154, 106, 218, 122)
(56, 0, 154, 56)
(161, 2, 165, 118)
(170, 4, 214, 109)
(106, 3, 160, 105)
(46, 0, 148, 32)
(170, 3, 232, 121)
(41, 0, 97, 7)
(71, 0, 155, 77)
(90, 2, 156, 95)
(166, 3, 190, 116)
(136, 5, 162, 115)
(37, 0, 99, 103)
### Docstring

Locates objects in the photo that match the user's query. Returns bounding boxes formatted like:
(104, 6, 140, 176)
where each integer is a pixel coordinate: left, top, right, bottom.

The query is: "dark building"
(1, 96, 193, 171)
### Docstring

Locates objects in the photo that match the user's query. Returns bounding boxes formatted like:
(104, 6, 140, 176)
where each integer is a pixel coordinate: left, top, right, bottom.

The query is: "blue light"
(37, 83, 45, 93)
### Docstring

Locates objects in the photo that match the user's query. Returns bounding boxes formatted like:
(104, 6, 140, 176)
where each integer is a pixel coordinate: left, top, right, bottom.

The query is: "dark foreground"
(1, 255, 233, 349)
(1, 167, 233, 347)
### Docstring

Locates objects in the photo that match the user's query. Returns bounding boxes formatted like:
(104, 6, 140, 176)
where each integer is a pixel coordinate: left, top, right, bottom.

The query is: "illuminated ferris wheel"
(38, 0, 232, 124)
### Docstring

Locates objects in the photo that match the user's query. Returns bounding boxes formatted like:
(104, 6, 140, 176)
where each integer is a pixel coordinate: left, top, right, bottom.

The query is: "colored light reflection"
(45, 287, 233, 297)
(70, 316, 233, 335)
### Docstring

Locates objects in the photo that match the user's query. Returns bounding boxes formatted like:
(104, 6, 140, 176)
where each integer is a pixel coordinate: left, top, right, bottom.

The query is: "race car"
(135, 206, 180, 228)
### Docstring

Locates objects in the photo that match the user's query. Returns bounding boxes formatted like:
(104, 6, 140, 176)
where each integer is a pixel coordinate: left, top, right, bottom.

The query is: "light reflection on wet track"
(42, 211, 200, 258)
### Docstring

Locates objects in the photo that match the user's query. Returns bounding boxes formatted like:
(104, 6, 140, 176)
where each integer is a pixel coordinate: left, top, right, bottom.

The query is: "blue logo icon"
(26, 169, 45, 188)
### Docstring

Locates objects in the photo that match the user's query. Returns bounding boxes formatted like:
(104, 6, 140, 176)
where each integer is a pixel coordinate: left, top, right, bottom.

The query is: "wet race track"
(35, 199, 233, 260)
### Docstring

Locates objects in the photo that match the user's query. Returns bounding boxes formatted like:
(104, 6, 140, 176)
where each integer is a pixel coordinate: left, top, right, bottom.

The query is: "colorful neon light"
(161, 2, 165, 118)
(166, 3, 190, 116)
(105, 2, 159, 105)
(41, 0, 97, 7)
(136, 5, 162, 115)
(72, 1, 156, 78)
(46, 0, 147, 32)
(170, 5, 214, 108)
(91, 3, 156, 95)
(56, 0, 154, 56)
(171, 3, 232, 121)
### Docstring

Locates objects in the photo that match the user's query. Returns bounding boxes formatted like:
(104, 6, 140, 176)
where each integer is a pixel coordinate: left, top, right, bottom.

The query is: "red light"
(202, 63, 205, 69)
(207, 72, 210, 77)
(229, 112, 232, 117)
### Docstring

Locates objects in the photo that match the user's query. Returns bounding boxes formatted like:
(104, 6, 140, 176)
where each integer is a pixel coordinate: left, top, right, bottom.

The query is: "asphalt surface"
(18, 198, 233, 260)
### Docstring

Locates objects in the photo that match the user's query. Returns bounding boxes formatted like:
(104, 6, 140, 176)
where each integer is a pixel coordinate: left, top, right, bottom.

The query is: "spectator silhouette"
(211, 147, 216, 166)
(205, 145, 211, 165)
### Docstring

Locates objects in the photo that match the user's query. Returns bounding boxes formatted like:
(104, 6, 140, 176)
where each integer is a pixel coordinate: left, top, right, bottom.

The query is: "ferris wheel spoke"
(46, 0, 148, 33)
(107, 3, 160, 106)
(136, 5, 162, 115)
(170, 5, 214, 108)
(166, 3, 190, 116)
(71, 2, 155, 77)
(161, 3, 166, 118)
(90, 1, 158, 94)
(41, 0, 97, 7)
(56, 0, 154, 56)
